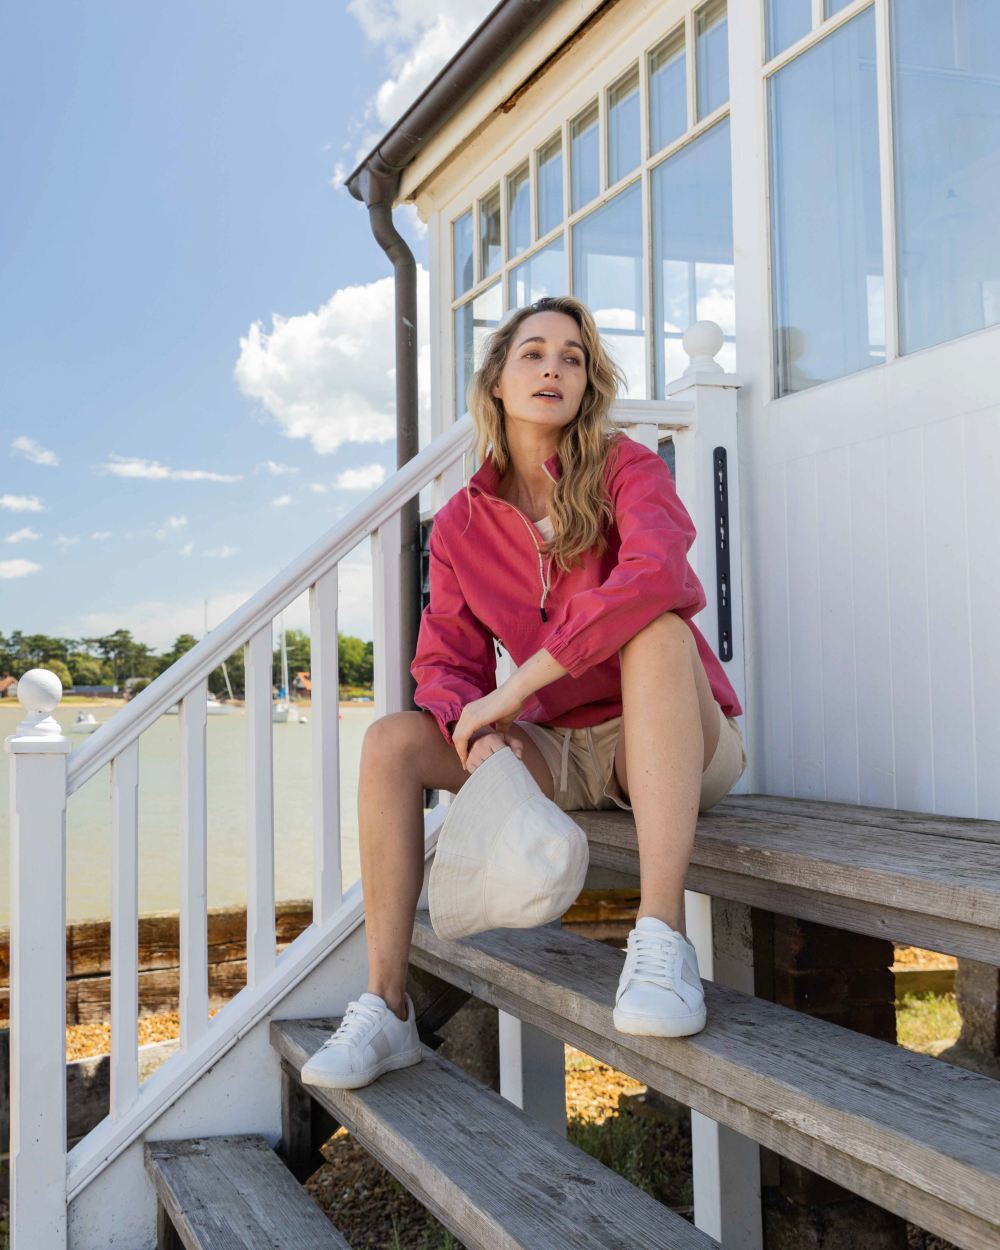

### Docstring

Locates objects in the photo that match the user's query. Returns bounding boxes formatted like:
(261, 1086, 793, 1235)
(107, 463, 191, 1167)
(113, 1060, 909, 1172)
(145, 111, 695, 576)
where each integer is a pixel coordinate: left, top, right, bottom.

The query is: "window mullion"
(874, 0, 899, 362)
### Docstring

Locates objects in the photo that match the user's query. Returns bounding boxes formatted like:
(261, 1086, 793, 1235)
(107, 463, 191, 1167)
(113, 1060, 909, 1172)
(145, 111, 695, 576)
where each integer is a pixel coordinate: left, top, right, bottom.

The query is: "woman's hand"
(452, 684, 528, 771)
(464, 730, 525, 774)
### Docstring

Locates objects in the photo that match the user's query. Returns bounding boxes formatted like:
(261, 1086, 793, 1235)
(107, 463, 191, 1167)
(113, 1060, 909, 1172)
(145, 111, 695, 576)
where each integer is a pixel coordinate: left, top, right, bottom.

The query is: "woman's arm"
(410, 519, 497, 747)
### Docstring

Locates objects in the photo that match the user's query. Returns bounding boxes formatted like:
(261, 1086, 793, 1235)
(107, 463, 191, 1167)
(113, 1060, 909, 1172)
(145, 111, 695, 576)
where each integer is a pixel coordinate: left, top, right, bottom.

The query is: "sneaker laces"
(320, 999, 383, 1049)
(624, 929, 684, 991)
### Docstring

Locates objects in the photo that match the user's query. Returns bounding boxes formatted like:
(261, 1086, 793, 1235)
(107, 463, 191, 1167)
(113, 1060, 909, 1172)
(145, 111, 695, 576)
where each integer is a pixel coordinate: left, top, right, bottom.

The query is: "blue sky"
(1, 1, 492, 651)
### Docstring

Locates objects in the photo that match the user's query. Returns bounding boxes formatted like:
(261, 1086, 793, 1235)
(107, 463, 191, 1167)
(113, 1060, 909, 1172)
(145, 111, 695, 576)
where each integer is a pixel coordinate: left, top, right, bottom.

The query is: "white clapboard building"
(6, 1, 999, 1247)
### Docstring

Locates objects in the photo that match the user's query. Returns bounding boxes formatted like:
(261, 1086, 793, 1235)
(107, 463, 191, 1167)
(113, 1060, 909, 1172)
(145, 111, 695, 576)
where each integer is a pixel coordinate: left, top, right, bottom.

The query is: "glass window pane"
(454, 283, 502, 417)
(572, 180, 646, 397)
(608, 64, 641, 185)
(571, 100, 600, 212)
(825, 0, 853, 14)
(891, 0, 1000, 353)
(537, 133, 563, 236)
(507, 162, 531, 259)
(509, 237, 566, 308)
(453, 209, 473, 300)
(479, 187, 501, 279)
(765, 0, 812, 60)
(649, 28, 687, 154)
(652, 119, 736, 396)
(696, 0, 729, 118)
(768, 6, 884, 396)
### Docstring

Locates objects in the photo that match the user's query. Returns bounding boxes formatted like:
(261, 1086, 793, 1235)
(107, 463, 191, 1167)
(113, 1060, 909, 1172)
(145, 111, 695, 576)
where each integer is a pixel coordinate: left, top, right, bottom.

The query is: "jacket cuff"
(540, 628, 589, 680)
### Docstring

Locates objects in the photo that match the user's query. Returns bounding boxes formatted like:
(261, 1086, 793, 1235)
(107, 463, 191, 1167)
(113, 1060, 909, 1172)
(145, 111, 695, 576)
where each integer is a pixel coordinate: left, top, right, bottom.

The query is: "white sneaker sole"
(301, 1043, 423, 1091)
(612, 1005, 707, 1037)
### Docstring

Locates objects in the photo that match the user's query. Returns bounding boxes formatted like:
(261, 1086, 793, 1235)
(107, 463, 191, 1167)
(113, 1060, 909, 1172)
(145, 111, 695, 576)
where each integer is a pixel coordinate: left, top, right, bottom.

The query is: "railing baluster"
(179, 678, 209, 1047)
(309, 566, 342, 923)
(4, 671, 71, 1250)
(245, 627, 276, 985)
(110, 740, 140, 1118)
(372, 506, 405, 720)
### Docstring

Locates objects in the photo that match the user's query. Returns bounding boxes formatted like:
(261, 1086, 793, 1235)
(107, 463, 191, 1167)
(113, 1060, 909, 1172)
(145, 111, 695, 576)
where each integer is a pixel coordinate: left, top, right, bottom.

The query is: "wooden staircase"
(142, 792, 1000, 1250)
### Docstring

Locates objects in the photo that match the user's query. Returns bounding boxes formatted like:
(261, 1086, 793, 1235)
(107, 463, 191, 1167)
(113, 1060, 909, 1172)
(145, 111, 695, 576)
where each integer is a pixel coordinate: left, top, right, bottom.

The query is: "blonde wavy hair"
(463, 295, 628, 574)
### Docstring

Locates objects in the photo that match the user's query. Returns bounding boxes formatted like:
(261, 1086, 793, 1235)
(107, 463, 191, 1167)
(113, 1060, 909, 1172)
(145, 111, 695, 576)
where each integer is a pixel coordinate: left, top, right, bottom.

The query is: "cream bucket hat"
(428, 744, 590, 941)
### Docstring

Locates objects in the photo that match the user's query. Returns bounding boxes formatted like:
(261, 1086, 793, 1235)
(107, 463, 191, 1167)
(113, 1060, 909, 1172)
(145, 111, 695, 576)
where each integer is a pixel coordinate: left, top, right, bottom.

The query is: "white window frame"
(438, 0, 734, 422)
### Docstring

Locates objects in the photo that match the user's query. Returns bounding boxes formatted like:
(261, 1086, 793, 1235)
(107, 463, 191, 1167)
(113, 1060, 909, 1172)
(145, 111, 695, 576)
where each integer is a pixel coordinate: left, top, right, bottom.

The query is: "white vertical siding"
(751, 384, 1000, 819)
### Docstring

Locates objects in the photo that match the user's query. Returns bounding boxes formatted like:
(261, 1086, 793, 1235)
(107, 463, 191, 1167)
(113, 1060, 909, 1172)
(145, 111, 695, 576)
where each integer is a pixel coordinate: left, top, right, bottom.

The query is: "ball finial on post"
(682, 320, 725, 375)
(10, 668, 66, 743)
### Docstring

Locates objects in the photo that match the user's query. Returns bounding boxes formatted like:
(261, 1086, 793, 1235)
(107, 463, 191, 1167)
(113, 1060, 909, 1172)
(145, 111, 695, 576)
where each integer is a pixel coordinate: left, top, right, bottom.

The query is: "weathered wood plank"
(571, 799, 1000, 961)
(272, 1018, 719, 1250)
(407, 911, 1000, 1250)
(144, 1133, 350, 1248)
(720, 794, 1000, 846)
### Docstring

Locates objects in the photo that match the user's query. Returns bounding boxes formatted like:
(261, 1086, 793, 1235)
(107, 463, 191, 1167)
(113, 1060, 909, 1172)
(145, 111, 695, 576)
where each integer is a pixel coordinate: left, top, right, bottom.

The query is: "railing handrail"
(65, 413, 477, 796)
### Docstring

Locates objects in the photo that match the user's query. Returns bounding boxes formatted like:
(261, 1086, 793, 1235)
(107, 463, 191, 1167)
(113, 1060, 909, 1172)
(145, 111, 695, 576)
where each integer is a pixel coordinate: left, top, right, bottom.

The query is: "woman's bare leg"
(358, 710, 553, 1020)
(615, 611, 721, 935)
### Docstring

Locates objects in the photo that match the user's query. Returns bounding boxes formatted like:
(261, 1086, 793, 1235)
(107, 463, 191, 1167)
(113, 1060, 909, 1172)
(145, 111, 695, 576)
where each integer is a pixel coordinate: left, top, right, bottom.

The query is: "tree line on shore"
(0, 629, 374, 699)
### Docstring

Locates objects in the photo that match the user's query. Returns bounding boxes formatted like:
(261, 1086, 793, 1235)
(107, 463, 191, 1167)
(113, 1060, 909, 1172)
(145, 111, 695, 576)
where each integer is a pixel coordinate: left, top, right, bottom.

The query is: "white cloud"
(1, 494, 44, 512)
(95, 454, 243, 482)
(153, 514, 188, 539)
(179, 542, 193, 557)
(5, 527, 40, 544)
(55, 534, 81, 548)
(90, 530, 113, 540)
(204, 545, 239, 558)
(334, 463, 388, 490)
(260, 459, 300, 475)
(234, 265, 430, 456)
(0, 558, 41, 579)
(308, 483, 329, 495)
(271, 495, 293, 508)
(12, 435, 59, 466)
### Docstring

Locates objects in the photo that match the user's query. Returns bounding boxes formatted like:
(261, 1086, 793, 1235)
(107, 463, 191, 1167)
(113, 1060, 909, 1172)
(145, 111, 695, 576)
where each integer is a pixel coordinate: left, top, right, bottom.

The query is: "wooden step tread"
(408, 909, 1000, 1250)
(271, 1018, 719, 1250)
(144, 1133, 350, 1249)
(575, 791, 1000, 963)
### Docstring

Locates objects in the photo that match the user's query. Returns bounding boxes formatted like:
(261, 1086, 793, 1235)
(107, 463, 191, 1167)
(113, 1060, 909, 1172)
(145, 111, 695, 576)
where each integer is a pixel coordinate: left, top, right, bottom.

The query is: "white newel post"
(667, 322, 761, 1248)
(4, 670, 72, 1250)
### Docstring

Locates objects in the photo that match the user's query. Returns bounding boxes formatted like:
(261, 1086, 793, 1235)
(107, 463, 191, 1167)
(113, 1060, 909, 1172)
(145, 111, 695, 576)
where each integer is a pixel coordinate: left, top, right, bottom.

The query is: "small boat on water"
(163, 694, 234, 716)
(69, 711, 100, 734)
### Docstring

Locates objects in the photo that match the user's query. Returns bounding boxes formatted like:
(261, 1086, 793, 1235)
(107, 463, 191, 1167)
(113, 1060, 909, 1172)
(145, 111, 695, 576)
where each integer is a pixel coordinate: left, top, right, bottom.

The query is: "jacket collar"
(467, 445, 562, 497)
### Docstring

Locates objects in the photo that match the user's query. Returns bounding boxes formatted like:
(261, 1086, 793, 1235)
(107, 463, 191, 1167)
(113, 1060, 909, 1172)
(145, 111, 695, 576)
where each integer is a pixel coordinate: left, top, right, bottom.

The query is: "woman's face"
(491, 310, 589, 431)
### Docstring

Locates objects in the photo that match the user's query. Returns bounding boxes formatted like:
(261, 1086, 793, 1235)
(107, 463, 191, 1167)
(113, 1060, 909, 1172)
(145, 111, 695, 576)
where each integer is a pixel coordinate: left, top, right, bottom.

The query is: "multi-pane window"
(570, 100, 600, 212)
(768, 6, 883, 396)
(450, 1, 734, 415)
(510, 236, 565, 309)
(765, 0, 812, 60)
(649, 27, 686, 155)
(506, 162, 531, 259)
(454, 283, 502, 416)
(573, 181, 646, 398)
(653, 118, 735, 395)
(890, 0, 1000, 353)
(536, 133, 563, 237)
(696, 0, 729, 118)
(607, 64, 641, 185)
(479, 187, 501, 279)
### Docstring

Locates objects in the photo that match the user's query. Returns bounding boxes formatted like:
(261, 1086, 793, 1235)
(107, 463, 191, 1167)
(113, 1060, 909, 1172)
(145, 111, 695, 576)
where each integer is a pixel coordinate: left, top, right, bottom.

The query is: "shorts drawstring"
(584, 727, 603, 785)
(558, 728, 572, 795)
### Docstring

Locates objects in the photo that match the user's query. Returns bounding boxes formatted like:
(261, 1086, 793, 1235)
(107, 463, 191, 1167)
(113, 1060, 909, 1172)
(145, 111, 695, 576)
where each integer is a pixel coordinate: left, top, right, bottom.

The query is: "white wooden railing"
(3, 321, 746, 1250)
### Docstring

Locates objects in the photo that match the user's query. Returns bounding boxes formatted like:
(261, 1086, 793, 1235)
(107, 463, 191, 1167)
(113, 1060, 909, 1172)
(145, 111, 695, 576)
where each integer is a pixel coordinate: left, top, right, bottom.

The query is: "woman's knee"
(361, 710, 430, 765)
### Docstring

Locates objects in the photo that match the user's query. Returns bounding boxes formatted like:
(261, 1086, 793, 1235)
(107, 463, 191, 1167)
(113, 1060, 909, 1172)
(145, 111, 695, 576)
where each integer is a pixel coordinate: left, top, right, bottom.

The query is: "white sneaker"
(300, 991, 423, 1090)
(612, 916, 707, 1037)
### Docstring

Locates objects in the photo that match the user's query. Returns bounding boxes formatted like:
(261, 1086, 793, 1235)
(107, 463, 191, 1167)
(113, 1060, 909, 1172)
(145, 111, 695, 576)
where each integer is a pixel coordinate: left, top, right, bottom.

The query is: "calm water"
(0, 701, 376, 924)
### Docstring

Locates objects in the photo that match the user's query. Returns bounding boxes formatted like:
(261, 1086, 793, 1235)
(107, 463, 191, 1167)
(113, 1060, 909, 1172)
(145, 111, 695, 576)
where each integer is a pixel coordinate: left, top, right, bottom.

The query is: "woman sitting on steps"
(301, 293, 747, 1091)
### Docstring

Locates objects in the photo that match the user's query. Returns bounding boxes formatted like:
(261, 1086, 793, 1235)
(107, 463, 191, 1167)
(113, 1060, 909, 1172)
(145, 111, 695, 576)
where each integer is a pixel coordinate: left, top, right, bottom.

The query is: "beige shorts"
(515, 702, 747, 814)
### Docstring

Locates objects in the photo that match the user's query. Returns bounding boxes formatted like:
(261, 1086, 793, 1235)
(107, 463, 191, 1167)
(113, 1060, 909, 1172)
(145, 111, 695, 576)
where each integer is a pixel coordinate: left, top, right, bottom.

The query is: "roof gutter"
(346, 0, 562, 710)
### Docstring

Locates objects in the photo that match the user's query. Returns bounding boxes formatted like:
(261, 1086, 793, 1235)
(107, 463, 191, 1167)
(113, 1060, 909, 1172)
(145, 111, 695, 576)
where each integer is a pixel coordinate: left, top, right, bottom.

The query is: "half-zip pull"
(470, 483, 556, 624)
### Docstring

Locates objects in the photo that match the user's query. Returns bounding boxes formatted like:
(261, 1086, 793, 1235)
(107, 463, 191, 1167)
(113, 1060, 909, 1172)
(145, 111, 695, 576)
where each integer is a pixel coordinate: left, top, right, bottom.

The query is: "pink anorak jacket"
(410, 431, 742, 747)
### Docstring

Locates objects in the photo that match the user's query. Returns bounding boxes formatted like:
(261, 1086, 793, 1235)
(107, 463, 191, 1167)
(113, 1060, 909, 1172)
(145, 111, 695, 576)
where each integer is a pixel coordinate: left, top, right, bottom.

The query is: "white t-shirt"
(533, 514, 555, 539)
